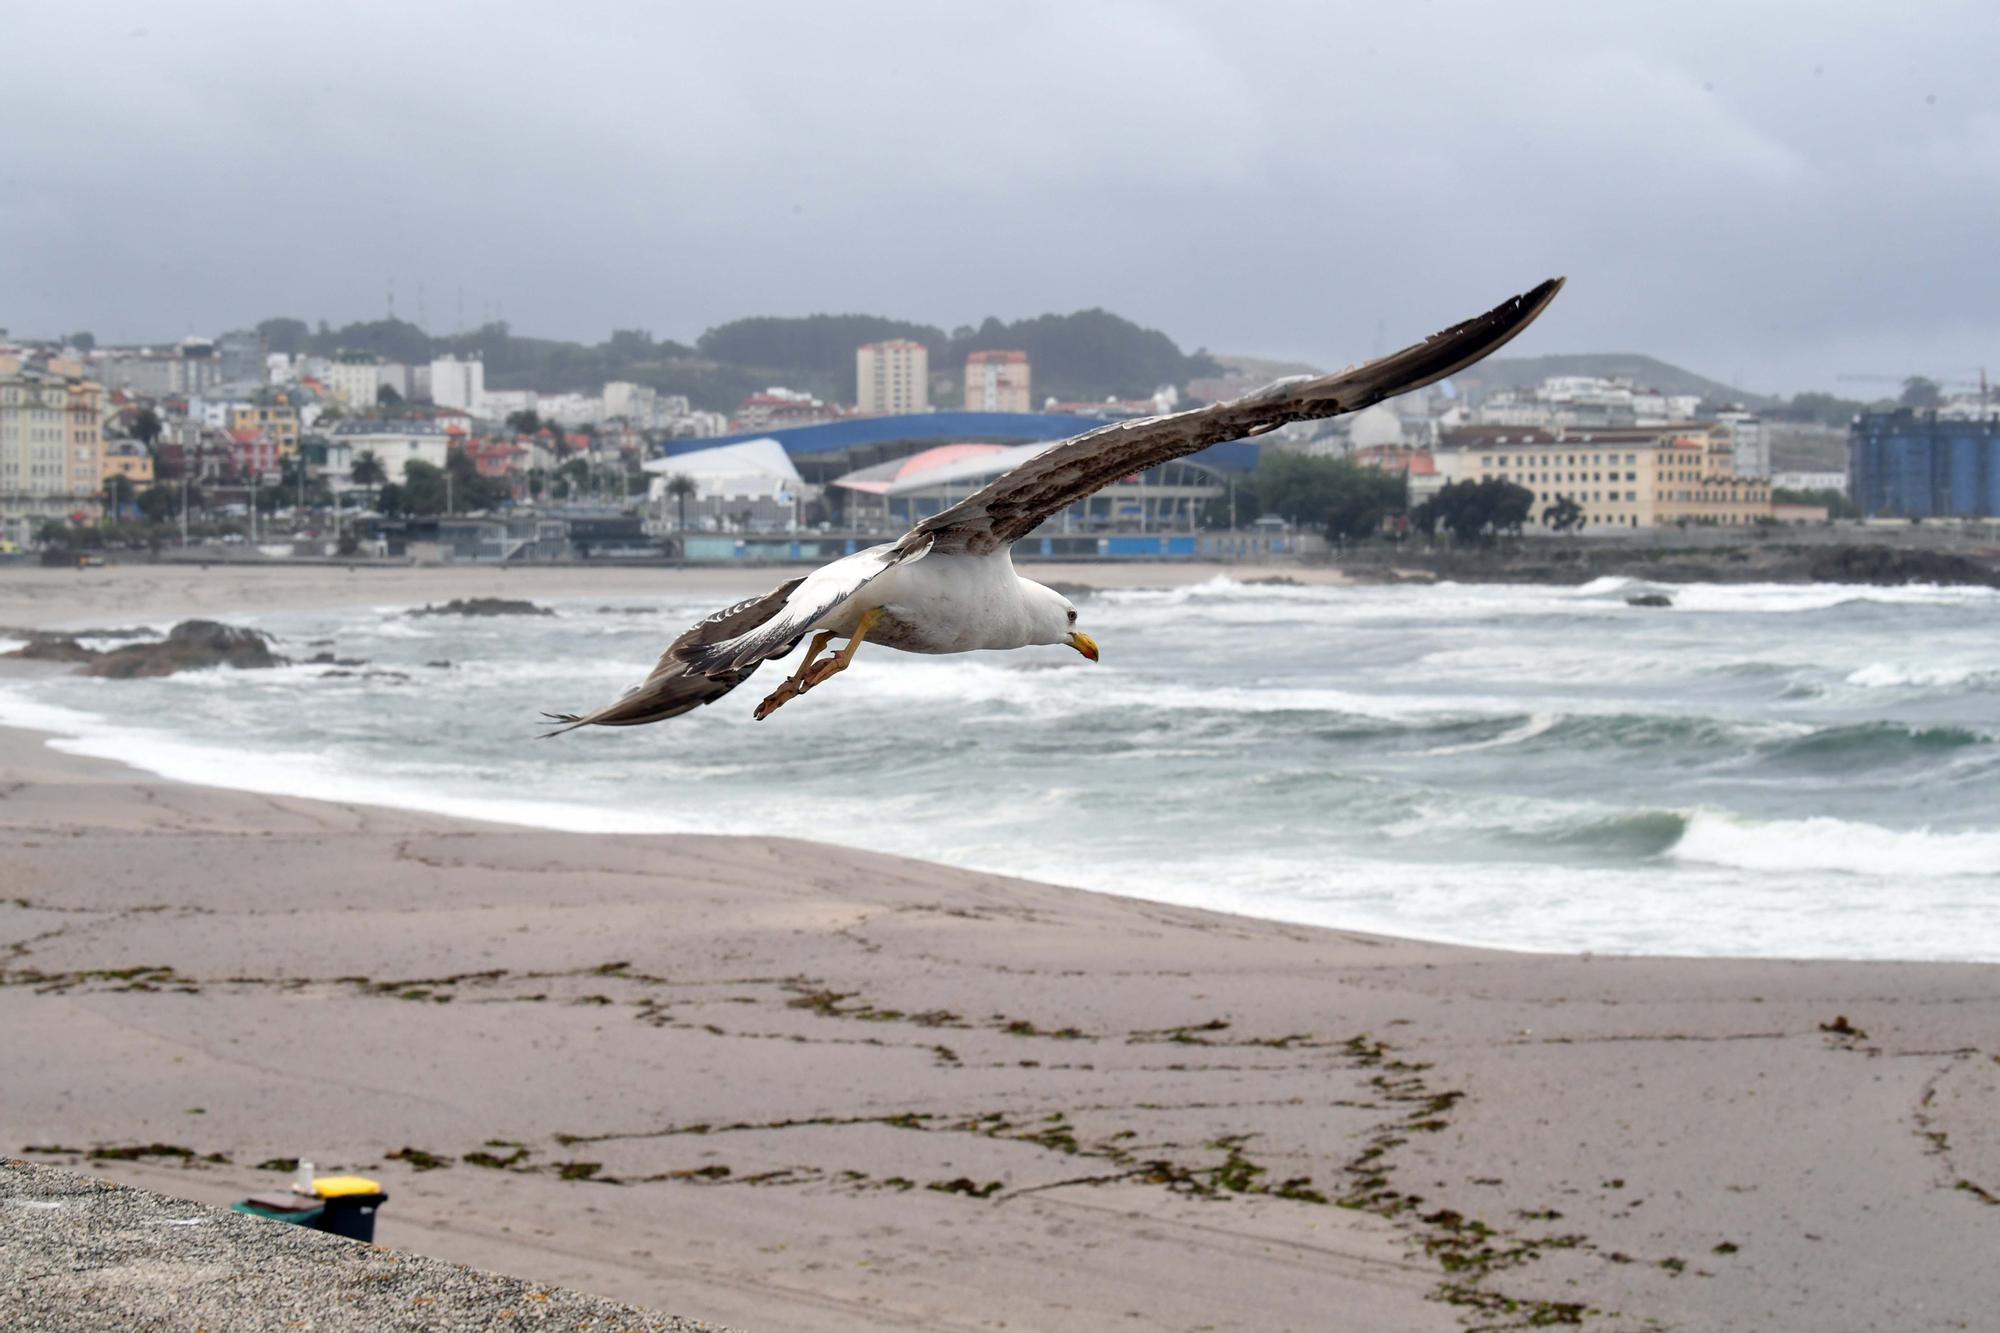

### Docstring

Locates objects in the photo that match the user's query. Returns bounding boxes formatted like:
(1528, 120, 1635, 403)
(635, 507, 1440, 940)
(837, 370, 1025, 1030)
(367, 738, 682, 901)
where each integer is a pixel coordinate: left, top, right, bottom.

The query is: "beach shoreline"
(4, 563, 1998, 1331)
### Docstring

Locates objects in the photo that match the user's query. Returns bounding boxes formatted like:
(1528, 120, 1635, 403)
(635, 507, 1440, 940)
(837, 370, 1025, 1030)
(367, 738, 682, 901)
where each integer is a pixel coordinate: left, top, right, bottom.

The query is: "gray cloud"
(3, 0, 1996, 394)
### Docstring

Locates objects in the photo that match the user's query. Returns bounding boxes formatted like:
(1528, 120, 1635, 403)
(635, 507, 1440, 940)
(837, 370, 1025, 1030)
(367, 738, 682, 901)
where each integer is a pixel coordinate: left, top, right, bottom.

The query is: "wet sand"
(2, 563, 1997, 1331)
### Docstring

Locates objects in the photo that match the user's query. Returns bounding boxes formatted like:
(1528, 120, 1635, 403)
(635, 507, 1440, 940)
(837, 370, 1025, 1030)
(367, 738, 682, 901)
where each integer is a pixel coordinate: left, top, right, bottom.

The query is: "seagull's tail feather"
(539, 663, 762, 738)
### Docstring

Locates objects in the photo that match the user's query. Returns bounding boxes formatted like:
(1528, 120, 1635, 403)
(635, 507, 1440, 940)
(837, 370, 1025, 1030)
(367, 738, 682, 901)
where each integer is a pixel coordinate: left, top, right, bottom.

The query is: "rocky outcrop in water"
(408, 598, 554, 618)
(3, 637, 101, 663)
(81, 622, 282, 679)
(1626, 593, 1674, 608)
(1803, 546, 2000, 588)
(0, 625, 153, 643)
(1329, 541, 2000, 589)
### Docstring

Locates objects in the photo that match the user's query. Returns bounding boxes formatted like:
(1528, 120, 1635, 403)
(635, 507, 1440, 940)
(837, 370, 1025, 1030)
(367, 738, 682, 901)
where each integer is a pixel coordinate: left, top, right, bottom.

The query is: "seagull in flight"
(544, 278, 1563, 734)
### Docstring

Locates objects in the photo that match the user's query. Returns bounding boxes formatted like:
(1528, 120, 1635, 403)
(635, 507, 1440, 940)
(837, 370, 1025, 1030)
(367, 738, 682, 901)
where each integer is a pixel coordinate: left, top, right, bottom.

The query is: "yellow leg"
(754, 630, 838, 721)
(802, 608, 882, 689)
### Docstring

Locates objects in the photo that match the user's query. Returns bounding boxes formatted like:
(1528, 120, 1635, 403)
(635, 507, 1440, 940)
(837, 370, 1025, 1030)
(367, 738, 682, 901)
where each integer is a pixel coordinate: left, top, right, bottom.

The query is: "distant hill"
(1454, 353, 1779, 409)
(1211, 353, 1325, 380)
(259, 309, 1218, 414)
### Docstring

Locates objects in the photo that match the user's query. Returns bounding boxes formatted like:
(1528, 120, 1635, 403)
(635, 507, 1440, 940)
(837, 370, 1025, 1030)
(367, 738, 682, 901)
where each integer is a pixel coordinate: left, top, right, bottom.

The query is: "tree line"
(1218, 453, 1548, 544)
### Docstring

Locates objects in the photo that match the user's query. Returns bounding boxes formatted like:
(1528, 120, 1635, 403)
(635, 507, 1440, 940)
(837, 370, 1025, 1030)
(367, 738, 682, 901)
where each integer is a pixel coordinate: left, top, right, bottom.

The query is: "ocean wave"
(1419, 711, 1560, 756)
(1517, 712, 1810, 755)
(1844, 662, 2000, 691)
(1671, 810, 2000, 877)
(1542, 808, 1692, 857)
(1758, 720, 1990, 766)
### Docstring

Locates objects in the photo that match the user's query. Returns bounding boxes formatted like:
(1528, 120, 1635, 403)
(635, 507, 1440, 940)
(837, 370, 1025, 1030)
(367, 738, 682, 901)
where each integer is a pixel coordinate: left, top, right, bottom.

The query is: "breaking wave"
(1671, 811, 2000, 877)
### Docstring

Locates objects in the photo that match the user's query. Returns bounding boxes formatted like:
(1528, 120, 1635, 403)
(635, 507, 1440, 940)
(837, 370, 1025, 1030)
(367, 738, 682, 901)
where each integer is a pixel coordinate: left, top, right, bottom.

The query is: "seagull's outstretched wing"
(539, 540, 927, 735)
(898, 277, 1564, 557)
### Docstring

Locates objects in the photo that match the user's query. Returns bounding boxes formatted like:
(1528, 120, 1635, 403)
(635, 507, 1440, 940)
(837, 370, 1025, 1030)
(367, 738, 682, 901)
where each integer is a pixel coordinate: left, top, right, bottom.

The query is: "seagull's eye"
(1067, 608, 1077, 623)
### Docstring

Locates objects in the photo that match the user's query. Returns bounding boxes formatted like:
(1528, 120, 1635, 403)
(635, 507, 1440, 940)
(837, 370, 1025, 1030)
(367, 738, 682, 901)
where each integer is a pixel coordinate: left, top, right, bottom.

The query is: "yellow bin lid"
(313, 1174, 384, 1198)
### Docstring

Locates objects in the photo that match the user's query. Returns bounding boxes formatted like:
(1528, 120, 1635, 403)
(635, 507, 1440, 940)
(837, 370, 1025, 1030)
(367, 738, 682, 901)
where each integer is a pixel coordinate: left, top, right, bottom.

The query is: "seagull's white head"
(1020, 579, 1098, 662)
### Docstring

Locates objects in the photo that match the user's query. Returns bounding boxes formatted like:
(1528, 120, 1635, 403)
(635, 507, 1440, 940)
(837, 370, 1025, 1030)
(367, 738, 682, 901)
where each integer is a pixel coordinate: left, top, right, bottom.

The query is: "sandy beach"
(3, 563, 1997, 1331)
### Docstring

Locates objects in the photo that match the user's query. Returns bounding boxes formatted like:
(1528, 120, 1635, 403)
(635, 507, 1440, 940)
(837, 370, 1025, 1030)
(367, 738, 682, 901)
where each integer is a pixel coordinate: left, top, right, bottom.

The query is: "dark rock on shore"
(1626, 593, 1674, 608)
(82, 622, 282, 679)
(3, 638, 101, 664)
(303, 652, 367, 667)
(1804, 546, 2000, 588)
(0, 625, 153, 645)
(1330, 541, 2000, 589)
(409, 598, 554, 618)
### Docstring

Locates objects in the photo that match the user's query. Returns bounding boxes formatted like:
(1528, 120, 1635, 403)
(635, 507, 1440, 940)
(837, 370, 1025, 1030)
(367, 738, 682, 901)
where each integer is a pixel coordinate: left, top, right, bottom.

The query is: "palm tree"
(350, 449, 388, 512)
(664, 473, 698, 531)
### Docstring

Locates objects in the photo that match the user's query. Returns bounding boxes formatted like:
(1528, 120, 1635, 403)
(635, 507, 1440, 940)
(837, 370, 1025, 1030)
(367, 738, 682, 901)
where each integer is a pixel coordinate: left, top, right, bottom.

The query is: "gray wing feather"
(541, 540, 928, 735)
(898, 277, 1564, 556)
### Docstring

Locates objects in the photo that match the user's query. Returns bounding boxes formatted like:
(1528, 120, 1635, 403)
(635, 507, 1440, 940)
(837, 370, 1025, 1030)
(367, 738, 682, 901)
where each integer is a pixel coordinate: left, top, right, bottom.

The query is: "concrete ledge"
(0, 1159, 732, 1332)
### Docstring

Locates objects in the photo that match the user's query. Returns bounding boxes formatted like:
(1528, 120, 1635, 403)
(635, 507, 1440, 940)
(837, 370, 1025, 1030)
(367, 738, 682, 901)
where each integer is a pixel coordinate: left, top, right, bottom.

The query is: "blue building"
(1850, 411, 2000, 519)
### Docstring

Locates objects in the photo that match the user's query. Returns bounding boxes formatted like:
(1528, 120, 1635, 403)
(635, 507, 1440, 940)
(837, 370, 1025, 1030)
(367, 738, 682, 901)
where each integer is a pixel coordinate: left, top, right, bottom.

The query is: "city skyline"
(4, 2, 1997, 397)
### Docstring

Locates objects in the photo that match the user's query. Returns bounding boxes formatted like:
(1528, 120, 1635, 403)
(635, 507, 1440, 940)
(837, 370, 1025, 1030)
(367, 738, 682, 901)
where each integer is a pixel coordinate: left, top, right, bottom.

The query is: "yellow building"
(1444, 423, 1771, 530)
(229, 395, 301, 452)
(103, 440, 155, 486)
(857, 339, 929, 416)
(963, 349, 1031, 412)
(0, 361, 106, 538)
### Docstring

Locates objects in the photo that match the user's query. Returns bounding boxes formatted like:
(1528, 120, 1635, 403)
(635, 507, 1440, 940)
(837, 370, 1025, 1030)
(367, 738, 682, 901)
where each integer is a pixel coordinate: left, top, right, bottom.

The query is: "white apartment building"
(324, 419, 453, 489)
(481, 389, 537, 422)
(1714, 409, 1768, 477)
(1772, 470, 1849, 495)
(964, 350, 1031, 412)
(326, 357, 382, 409)
(429, 355, 486, 414)
(857, 340, 929, 415)
(603, 381, 654, 424)
(538, 392, 605, 427)
(1474, 376, 1703, 430)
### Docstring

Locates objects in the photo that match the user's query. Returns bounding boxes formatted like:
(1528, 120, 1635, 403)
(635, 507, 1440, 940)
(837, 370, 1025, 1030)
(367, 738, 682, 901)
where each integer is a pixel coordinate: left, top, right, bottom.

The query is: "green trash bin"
(232, 1191, 326, 1228)
(233, 1174, 387, 1242)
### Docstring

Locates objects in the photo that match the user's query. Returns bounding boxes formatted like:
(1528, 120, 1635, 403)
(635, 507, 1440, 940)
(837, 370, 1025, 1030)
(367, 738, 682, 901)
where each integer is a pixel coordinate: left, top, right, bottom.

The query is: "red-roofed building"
(227, 429, 281, 481)
(731, 389, 843, 434)
(463, 439, 530, 479)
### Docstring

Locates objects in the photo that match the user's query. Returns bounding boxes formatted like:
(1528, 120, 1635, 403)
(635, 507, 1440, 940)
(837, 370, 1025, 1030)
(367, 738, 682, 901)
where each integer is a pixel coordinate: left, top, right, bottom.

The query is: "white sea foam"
(0, 699, 696, 837)
(1671, 811, 2000, 877)
(1843, 662, 2000, 691)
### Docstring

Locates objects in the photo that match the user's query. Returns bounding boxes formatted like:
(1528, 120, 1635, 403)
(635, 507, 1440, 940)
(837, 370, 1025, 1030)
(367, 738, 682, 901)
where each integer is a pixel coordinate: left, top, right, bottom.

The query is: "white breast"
(830, 550, 1033, 655)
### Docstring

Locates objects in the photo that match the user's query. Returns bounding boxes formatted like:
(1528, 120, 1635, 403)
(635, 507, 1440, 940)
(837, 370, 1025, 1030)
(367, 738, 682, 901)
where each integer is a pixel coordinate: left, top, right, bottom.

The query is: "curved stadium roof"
(661, 410, 1263, 473)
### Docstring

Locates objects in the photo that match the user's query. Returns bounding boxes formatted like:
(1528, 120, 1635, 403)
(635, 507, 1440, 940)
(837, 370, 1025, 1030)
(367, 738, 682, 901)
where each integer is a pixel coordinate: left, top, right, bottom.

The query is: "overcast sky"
(3, 1, 1996, 395)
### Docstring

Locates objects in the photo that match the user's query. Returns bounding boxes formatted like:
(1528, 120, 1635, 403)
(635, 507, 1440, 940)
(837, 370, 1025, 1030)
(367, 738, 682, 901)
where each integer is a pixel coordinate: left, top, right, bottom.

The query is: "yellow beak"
(1067, 630, 1099, 662)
